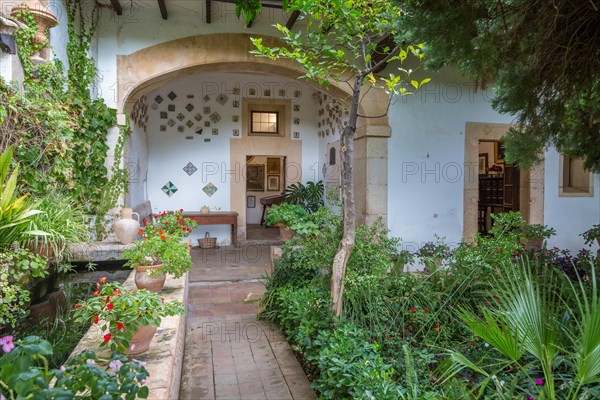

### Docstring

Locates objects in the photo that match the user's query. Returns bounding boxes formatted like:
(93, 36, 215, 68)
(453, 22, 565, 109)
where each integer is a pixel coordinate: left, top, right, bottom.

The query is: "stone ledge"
(69, 270, 187, 400)
(69, 241, 134, 262)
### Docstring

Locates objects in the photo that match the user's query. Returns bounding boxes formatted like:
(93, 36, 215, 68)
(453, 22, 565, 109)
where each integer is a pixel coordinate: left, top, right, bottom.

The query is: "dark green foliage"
(282, 180, 324, 213)
(397, 0, 600, 171)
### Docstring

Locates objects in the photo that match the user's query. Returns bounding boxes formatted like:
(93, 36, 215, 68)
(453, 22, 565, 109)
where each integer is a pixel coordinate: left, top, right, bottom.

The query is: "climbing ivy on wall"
(0, 2, 128, 239)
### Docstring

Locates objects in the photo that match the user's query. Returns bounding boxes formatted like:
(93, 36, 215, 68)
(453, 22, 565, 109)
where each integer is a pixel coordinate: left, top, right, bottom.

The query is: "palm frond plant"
(0, 146, 45, 248)
(282, 180, 324, 213)
(439, 261, 600, 399)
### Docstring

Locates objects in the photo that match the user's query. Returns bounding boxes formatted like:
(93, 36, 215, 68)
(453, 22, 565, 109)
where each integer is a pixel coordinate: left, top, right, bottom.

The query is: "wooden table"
(182, 211, 239, 245)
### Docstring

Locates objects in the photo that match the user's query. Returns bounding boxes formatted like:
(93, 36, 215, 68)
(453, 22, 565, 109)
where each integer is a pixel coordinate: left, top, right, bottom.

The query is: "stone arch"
(117, 33, 392, 233)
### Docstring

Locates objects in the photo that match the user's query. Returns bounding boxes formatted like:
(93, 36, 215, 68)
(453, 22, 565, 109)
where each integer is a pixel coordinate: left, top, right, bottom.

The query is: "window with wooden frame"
(559, 155, 594, 197)
(243, 99, 290, 138)
(251, 111, 279, 134)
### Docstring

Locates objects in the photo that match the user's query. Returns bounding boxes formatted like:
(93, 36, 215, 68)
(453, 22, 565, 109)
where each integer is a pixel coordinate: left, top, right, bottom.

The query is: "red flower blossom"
(158, 229, 164, 235)
(73, 304, 82, 310)
(182, 227, 186, 231)
(99, 277, 107, 284)
(387, 335, 392, 339)
(106, 303, 113, 310)
(410, 307, 416, 312)
(153, 215, 157, 219)
(114, 289, 121, 295)
(434, 327, 439, 332)
(423, 308, 429, 313)
(117, 322, 124, 330)
(484, 301, 490, 306)
(161, 235, 166, 241)
(94, 315, 99, 324)
(93, 290, 99, 297)
(143, 219, 147, 226)
(104, 333, 111, 342)
(161, 297, 165, 303)
(180, 208, 184, 212)
(105, 296, 111, 304)
(138, 229, 143, 235)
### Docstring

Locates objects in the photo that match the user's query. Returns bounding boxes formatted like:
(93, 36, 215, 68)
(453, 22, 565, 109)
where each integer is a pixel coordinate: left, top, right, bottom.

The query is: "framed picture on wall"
(266, 157, 280, 174)
(478, 153, 488, 175)
(494, 142, 505, 163)
(247, 195, 256, 208)
(267, 175, 280, 191)
(246, 165, 264, 191)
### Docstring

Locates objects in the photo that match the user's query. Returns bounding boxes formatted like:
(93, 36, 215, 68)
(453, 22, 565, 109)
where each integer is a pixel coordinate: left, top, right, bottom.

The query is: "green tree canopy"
(397, 0, 600, 171)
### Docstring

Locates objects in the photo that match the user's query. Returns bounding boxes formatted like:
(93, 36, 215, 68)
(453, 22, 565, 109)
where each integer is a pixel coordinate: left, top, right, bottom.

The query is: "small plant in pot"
(521, 223, 556, 250)
(72, 279, 184, 355)
(145, 209, 198, 247)
(264, 203, 319, 241)
(123, 230, 192, 292)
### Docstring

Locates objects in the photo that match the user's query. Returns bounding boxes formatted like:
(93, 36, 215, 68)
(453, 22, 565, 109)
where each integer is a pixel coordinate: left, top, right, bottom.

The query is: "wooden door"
(502, 165, 520, 211)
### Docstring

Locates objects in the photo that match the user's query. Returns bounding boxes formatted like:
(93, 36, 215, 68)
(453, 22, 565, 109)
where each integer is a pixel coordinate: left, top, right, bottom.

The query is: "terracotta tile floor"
(179, 244, 316, 400)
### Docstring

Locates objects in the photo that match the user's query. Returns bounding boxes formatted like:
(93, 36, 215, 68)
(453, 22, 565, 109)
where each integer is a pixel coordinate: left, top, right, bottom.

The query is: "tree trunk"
(330, 77, 362, 317)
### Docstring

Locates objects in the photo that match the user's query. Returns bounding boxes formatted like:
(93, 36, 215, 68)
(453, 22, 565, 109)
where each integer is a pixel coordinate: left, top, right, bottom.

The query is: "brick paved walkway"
(179, 244, 316, 400)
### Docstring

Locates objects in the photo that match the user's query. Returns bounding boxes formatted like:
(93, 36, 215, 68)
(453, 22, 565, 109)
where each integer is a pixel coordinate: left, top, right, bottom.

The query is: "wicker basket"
(198, 232, 217, 249)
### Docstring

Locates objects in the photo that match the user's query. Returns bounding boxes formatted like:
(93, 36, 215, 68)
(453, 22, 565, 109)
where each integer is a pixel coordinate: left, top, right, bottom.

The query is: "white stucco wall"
(544, 148, 600, 251)
(387, 70, 514, 249)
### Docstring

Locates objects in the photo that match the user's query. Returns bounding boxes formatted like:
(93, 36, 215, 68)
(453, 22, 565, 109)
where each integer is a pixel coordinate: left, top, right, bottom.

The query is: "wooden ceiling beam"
(212, 0, 284, 9)
(285, 9, 300, 30)
(157, 0, 168, 19)
(110, 0, 123, 15)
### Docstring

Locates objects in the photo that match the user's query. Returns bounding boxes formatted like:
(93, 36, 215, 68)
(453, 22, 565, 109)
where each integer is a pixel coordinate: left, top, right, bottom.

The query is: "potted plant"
(146, 209, 198, 247)
(581, 224, 600, 246)
(521, 223, 556, 250)
(0, 335, 150, 399)
(123, 231, 192, 292)
(264, 203, 309, 242)
(72, 280, 184, 355)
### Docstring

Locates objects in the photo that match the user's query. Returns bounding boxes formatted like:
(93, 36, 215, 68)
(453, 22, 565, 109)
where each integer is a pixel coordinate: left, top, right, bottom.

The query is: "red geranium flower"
(117, 322, 124, 330)
(161, 297, 165, 303)
(138, 229, 143, 235)
(143, 219, 147, 226)
(161, 235, 166, 240)
(410, 307, 416, 312)
(106, 303, 113, 310)
(180, 208, 184, 212)
(94, 315, 99, 324)
(93, 290, 99, 297)
(99, 277, 107, 284)
(484, 301, 490, 306)
(73, 304, 82, 310)
(104, 333, 111, 342)
(105, 296, 111, 304)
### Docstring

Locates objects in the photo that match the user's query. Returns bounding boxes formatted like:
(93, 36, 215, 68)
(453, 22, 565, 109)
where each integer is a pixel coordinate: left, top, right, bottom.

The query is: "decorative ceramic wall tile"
(186, 120, 194, 128)
(212, 128, 218, 135)
(293, 117, 300, 125)
(194, 113, 203, 122)
(203, 107, 210, 114)
(162, 181, 178, 197)
(232, 115, 239, 122)
(168, 91, 177, 101)
(264, 89, 271, 97)
(167, 119, 175, 127)
(232, 100, 239, 108)
(160, 112, 167, 119)
(249, 88, 256, 96)
(204, 138, 211, 142)
(176, 113, 185, 121)
(155, 95, 164, 104)
(203, 95, 210, 102)
(233, 129, 240, 137)
(151, 103, 158, 110)
(168, 104, 175, 112)
(293, 131, 300, 139)
(278, 89, 286, 97)
(185, 103, 194, 112)
(232, 87, 240, 95)
(202, 182, 218, 197)
(209, 112, 221, 123)
(178, 125, 184, 132)
(204, 121, 210, 127)
(216, 94, 228, 105)
(187, 94, 194, 99)
(183, 162, 197, 176)
(293, 104, 300, 112)
(294, 90, 301, 98)
(160, 125, 166, 132)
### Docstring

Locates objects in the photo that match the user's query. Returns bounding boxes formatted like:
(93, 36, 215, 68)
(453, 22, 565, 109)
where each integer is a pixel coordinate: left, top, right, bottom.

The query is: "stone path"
(179, 244, 316, 400)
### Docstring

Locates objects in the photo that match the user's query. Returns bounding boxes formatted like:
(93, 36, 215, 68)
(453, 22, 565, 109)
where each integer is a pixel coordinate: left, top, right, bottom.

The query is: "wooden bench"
(182, 211, 239, 245)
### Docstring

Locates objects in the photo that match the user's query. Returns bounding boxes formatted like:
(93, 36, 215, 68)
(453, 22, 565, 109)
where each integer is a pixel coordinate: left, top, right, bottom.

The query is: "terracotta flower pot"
(276, 224, 297, 242)
(127, 324, 158, 355)
(134, 264, 166, 292)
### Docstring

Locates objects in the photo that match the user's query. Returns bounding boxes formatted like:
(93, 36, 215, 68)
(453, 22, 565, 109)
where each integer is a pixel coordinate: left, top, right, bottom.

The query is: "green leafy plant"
(283, 180, 324, 212)
(264, 202, 321, 236)
(72, 280, 184, 353)
(522, 223, 556, 240)
(0, 335, 149, 399)
(581, 224, 600, 246)
(27, 190, 90, 267)
(122, 232, 192, 279)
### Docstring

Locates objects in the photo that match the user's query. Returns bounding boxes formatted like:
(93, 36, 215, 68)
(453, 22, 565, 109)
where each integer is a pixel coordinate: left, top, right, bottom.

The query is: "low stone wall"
(69, 270, 187, 399)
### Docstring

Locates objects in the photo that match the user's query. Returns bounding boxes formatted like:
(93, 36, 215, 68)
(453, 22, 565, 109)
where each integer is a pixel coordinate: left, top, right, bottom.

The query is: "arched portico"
(116, 33, 392, 236)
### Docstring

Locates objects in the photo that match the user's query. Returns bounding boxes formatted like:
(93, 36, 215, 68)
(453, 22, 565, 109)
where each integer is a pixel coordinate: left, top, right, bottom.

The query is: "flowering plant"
(72, 280, 184, 353)
(581, 224, 600, 246)
(0, 335, 149, 399)
(143, 209, 198, 238)
(123, 231, 192, 278)
(415, 235, 453, 273)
